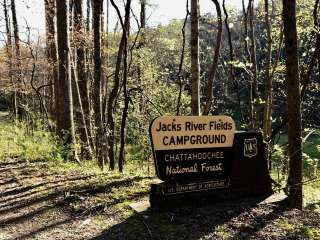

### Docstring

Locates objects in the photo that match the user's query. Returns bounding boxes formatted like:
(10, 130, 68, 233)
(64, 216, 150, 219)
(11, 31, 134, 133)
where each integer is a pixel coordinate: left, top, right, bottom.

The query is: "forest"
(0, 0, 319, 239)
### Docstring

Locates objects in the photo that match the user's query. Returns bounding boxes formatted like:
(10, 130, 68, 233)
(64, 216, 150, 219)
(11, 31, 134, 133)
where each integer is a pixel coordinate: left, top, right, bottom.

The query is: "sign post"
(149, 116, 272, 209)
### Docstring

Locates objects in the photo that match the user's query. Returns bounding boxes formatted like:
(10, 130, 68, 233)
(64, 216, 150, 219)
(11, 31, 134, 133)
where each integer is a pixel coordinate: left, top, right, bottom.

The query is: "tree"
(10, 0, 22, 118)
(222, 0, 242, 122)
(74, 0, 93, 159)
(118, 0, 132, 173)
(56, 0, 78, 162)
(107, 0, 130, 170)
(139, 0, 146, 46)
(44, 0, 58, 115)
(202, 0, 222, 115)
(282, 0, 303, 210)
(190, 0, 200, 116)
(3, 0, 17, 116)
(314, 0, 320, 77)
(263, 0, 273, 140)
(176, 0, 189, 116)
(248, 0, 259, 129)
(92, 0, 105, 169)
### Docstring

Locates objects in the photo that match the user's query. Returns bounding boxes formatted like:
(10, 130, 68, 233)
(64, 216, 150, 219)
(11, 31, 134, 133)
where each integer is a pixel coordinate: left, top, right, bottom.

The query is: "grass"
(276, 218, 296, 233)
(271, 131, 320, 207)
(213, 225, 231, 239)
(276, 217, 320, 239)
(0, 116, 156, 178)
(0, 120, 64, 163)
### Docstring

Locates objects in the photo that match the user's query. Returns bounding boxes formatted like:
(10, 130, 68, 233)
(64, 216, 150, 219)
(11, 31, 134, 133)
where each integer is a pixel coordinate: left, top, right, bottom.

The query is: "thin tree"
(10, 0, 22, 117)
(56, 0, 79, 163)
(107, 0, 129, 170)
(282, 0, 303, 210)
(190, 0, 200, 116)
(176, 0, 189, 116)
(44, 0, 58, 116)
(248, 0, 259, 129)
(242, 0, 251, 61)
(74, 0, 93, 159)
(222, 0, 242, 123)
(139, 0, 146, 47)
(202, 0, 222, 115)
(3, 0, 17, 117)
(92, 0, 105, 169)
(263, 0, 273, 140)
(314, 0, 320, 77)
(118, 0, 132, 173)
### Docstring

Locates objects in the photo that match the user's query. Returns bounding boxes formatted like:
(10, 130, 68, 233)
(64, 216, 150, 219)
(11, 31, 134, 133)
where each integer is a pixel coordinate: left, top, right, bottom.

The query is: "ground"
(0, 158, 319, 240)
(0, 112, 319, 240)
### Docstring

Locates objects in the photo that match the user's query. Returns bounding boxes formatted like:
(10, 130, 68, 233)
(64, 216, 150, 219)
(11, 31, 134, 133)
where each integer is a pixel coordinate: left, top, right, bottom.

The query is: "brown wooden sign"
(150, 116, 236, 182)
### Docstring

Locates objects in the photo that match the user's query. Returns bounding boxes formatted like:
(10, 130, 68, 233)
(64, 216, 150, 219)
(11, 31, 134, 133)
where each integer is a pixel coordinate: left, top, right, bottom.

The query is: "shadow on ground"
(88, 197, 287, 240)
(0, 159, 150, 240)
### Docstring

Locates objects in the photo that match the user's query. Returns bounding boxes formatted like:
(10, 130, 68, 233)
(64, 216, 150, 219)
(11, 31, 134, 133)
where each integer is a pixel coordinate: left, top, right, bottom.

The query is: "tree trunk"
(92, 0, 105, 169)
(10, 0, 22, 118)
(74, 0, 93, 159)
(107, 0, 129, 170)
(249, 0, 259, 129)
(223, 0, 242, 123)
(190, 0, 200, 116)
(56, 0, 79, 162)
(314, 0, 320, 76)
(176, 0, 189, 116)
(44, 0, 58, 118)
(139, 0, 146, 47)
(11, 0, 21, 75)
(3, 0, 17, 117)
(118, 0, 132, 173)
(202, 0, 222, 115)
(282, 0, 303, 210)
(263, 0, 273, 140)
(242, 0, 251, 62)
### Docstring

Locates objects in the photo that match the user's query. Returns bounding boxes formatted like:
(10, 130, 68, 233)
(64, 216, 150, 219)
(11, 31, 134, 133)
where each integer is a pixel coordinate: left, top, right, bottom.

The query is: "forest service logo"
(244, 138, 258, 158)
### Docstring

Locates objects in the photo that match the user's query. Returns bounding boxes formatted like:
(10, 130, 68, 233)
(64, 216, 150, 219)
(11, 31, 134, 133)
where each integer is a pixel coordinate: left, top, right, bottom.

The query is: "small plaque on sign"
(165, 179, 230, 195)
(150, 116, 236, 182)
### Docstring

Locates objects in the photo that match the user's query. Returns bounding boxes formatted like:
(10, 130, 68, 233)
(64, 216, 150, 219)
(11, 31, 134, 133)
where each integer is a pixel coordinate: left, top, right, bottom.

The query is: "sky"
(1, 0, 250, 40)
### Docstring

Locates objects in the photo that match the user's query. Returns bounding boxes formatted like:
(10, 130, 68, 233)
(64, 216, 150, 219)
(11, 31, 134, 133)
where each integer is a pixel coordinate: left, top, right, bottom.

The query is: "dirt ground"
(0, 158, 319, 240)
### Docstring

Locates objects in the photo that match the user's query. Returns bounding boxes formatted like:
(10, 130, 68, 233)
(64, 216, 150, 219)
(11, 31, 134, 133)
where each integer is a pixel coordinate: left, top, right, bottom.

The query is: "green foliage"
(271, 132, 320, 206)
(276, 217, 320, 239)
(298, 226, 320, 240)
(276, 218, 295, 233)
(213, 225, 231, 238)
(0, 120, 64, 163)
(104, 20, 191, 171)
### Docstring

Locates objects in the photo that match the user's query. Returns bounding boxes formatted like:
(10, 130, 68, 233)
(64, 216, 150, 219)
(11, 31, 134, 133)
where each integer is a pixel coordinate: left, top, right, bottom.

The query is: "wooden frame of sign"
(149, 116, 272, 209)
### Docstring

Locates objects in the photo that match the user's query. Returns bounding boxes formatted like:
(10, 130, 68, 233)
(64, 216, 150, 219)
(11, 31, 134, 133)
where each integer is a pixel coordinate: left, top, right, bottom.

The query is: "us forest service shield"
(243, 138, 258, 158)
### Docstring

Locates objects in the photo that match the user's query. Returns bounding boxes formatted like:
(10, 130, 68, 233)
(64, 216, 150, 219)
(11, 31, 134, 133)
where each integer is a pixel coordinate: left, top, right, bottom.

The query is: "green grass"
(0, 117, 156, 178)
(0, 120, 64, 163)
(271, 131, 320, 207)
(276, 217, 320, 239)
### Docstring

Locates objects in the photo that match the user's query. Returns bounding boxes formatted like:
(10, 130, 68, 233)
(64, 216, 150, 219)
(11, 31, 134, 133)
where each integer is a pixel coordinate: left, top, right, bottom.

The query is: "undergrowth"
(271, 131, 320, 207)
(0, 117, 155, 179)
(0, 120, 64, 163)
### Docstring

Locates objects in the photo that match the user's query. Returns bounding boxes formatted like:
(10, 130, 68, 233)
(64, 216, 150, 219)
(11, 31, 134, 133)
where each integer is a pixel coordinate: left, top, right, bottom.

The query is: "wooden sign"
(149, 131, 273, 208)
(150, 116, 236, 182)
